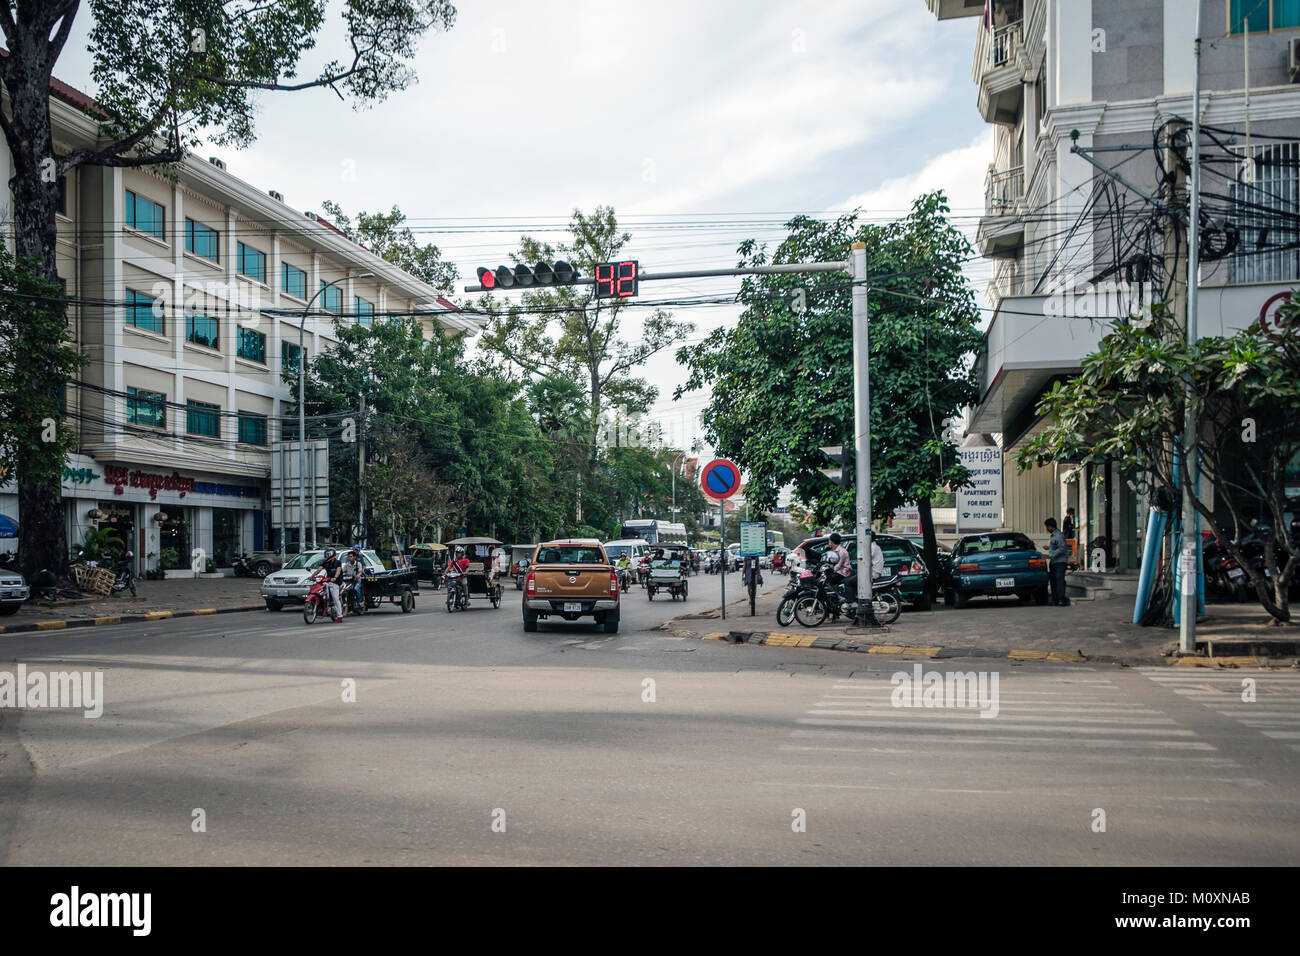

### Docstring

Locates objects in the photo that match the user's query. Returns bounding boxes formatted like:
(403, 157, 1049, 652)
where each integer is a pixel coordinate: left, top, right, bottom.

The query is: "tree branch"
(46, 0, 80, 62)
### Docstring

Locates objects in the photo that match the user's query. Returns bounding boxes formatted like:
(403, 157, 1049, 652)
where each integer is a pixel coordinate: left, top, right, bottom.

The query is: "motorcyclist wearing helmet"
(449, 545, 472, 607)
(319, 548, 344, 622)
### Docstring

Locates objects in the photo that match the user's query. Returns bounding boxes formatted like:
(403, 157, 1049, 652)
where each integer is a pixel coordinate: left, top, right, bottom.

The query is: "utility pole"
(851, 242, 877, 626)
(357, 393, 366, 548)
(1180, 3, 1204, 653)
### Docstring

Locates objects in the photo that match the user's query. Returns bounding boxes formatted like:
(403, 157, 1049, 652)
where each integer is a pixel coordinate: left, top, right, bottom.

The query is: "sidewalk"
(0, 576, 268, 634)
(666, 578, 1300, 667)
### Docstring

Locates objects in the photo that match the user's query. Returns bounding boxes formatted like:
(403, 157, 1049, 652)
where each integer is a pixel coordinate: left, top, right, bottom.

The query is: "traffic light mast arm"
(462, 260, 850, 293)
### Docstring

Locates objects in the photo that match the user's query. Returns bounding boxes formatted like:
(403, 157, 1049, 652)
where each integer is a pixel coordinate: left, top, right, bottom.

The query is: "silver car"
(0, 568, 29, 616)
(261, 550, 386, 610)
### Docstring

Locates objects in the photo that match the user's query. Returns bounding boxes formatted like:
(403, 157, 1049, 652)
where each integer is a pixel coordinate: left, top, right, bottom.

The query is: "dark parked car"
(944, 532, 1049, 608)
(792, 533, 932, 610)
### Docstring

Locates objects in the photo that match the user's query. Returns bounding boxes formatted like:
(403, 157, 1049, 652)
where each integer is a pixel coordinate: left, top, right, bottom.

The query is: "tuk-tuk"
(445, 536, 505, 610)
(645, 543, 691, 601)
(409, 543, 448, 587)
(507, 543, 535, 590)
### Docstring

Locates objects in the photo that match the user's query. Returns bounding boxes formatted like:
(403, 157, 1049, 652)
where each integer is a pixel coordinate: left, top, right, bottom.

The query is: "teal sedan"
(943, 532, 1050, 608)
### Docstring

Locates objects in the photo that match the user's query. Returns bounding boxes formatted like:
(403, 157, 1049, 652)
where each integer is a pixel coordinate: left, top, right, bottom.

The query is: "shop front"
(59, 454, 267, 574)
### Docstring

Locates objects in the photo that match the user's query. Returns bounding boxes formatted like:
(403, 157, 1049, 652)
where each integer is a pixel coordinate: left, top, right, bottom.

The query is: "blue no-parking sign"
(700, 459, 741, 500)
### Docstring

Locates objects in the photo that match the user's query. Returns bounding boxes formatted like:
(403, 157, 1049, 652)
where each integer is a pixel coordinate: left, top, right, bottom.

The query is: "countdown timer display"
(595, 260, 639, 299)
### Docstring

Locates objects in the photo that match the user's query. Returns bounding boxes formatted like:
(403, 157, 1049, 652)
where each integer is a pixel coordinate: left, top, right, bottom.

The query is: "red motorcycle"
(303, 573, 334, 624)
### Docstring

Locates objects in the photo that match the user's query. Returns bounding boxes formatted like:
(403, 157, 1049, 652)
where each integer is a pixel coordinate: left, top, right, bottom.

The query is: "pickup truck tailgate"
(532, 564, 612, 597)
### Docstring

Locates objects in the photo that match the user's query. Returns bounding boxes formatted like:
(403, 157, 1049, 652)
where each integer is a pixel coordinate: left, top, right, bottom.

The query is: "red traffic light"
(477, 266, 496, 290)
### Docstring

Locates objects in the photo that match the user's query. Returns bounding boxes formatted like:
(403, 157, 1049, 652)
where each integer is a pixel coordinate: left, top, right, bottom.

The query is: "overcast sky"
(53, 0, 993, 455)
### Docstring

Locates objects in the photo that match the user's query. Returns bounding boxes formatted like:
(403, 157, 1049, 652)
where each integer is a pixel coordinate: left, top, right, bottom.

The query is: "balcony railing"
(985, 164, 1024, 213)
(973, 19, 1023, 81)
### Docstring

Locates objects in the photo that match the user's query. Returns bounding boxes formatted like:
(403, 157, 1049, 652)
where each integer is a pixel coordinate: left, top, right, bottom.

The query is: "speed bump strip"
(1008, 649, 1049, 660)
(1047, 651, 1087, 662)
(194, 608, 217, 615)
(94, 616, 121, 626)
(144, 611, 173, 620)
(867, 645, 905, 655)
(901, 646, 942, 657)
(36, 620, 67, 630)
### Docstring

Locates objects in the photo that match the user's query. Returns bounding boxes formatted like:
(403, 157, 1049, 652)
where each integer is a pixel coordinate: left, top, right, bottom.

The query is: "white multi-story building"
(1, 76, 479, 572)
(927, 0, 1300, 570)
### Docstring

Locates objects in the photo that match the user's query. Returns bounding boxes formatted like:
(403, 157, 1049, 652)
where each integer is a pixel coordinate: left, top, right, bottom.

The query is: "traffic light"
(819, 445, 854, 487)
(474, 261, 580, 291)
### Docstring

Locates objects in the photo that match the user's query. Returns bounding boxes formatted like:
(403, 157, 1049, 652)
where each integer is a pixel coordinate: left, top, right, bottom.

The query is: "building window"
(282, 340, 302, 373)
(237, 242, 266, 282)
(1230, 0, 1300, 33)
(282, 262, 307, 298)
(125, 189, 165, 239)
(126, 386, 166, 429)
(186, 400, 220, 437)
(320, 281, 342, 313)
(1229, 141, 1300, 284)
(238, 413, 268, 445)
(185, 312, 220, 350)
(125, 289, 164, 334)
(354, 296, 374, 325)
(185, 218, 220, 262)
(237, 326, 266, 363)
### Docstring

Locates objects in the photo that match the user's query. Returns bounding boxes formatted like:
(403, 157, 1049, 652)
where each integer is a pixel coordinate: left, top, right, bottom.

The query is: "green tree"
(676, 193, 983, 597)
(319, 200, 458, 291)
(0, 250, 85, 574)
(1017, 303, 1300, 624)
(0, 0, 456, 574)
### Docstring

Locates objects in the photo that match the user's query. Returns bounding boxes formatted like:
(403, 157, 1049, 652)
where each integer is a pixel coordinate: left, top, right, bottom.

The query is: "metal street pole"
(851, 242, 877, 626)
(719, 499, 725, 621)
(1180, 4, 1204, 653)
(298, 273, 372, 555)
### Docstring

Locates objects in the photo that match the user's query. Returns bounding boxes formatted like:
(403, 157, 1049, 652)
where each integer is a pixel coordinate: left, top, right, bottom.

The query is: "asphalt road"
(2, 573, 1298, 865)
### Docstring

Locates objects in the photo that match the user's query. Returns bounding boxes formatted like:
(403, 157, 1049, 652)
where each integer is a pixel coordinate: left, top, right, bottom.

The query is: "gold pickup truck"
(522, 538, 620, 633)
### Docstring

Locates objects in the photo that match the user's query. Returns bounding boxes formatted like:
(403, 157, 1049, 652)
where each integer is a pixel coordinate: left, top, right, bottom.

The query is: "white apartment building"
(927, 0, 1300, 571)
(1, 77, 478, 572)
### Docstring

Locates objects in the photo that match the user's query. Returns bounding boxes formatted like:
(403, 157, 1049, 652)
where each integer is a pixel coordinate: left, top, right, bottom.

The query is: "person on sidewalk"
(1045, 518, 1071, 607)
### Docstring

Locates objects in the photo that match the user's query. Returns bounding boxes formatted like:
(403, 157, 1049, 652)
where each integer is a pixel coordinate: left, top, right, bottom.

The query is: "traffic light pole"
(462, 261, 851, 293)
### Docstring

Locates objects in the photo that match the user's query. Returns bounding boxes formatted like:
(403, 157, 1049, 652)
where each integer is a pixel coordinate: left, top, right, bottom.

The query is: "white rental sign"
(957, 447, 1003, 531)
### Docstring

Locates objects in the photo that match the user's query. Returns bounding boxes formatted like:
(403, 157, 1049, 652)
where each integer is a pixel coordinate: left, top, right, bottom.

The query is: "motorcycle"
(793, 562, 903, 627)
(302, 573, 337, 624)
(445, 570, 469, 612)
(341, 577, 367, 615)
(231, 552, 256, 577)
(615, 564, 633, 594)
(112, 551, 137, 597)
(776, 566, 817, 627)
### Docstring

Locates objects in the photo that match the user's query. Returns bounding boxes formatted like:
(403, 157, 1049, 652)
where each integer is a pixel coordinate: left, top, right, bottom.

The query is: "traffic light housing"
(819, 445, 854, 488)
(474, 261, 580, 291)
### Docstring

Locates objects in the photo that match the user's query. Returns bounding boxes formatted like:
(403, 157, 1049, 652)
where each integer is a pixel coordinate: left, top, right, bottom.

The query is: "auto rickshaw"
(445, 536, 505, 610)
(645, 543, 691, 601)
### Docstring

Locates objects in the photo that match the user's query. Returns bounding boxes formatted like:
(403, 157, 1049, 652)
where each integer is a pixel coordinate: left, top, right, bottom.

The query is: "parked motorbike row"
(1202, 529, 1300, 603)
(776, 556, 904, 627)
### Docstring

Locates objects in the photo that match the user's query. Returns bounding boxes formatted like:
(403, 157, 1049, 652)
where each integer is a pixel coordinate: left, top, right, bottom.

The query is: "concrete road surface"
(2, 575, 1298, 865)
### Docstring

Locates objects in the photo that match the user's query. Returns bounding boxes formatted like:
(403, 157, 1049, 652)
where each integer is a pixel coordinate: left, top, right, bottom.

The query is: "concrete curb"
(0, 604, 267, 636)
(669, 624, 1297, 669)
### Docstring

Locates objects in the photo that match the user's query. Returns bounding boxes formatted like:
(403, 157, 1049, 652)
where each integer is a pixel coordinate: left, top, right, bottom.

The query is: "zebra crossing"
(771, 664, 1259, 793)
(1138, 667, 1300, 753)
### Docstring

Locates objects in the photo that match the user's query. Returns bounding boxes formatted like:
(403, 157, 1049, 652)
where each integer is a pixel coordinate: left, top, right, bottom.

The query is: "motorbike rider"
(340, 546, 364, 612)
(615, 553, 632, 588)
(319, 548, 344, 622)
(448, 545, 472, 607)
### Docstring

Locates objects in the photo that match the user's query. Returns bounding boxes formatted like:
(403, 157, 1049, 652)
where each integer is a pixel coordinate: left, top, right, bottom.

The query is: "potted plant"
(199, 557, 223, 579)
(159, 546, 194, 579)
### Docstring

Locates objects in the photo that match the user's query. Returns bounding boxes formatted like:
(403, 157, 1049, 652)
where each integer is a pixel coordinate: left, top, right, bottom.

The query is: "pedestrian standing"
(1045, 518, 1070, 607)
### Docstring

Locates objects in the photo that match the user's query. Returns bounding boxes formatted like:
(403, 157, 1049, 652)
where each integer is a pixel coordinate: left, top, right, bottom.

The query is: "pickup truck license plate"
(995, 577, 1015, 588)
(563, 602, 582, 612)
(276, 589, 288, 597)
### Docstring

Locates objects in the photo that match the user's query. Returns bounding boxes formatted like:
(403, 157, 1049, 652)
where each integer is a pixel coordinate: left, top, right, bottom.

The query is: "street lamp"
(298, 273, 372, 553)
